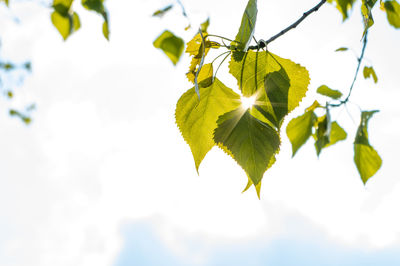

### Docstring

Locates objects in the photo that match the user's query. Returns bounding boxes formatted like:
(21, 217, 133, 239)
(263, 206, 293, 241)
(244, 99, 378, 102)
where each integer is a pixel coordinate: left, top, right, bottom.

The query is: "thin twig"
(248, 0, 327, 50)
(329, 32, 368, 107)
(194, 29, 206, 100)
(175, 0, 188, 18)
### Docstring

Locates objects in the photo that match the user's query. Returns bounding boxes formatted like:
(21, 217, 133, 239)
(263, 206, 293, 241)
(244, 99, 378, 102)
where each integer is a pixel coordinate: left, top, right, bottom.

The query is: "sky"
(0, 0, 400, 265)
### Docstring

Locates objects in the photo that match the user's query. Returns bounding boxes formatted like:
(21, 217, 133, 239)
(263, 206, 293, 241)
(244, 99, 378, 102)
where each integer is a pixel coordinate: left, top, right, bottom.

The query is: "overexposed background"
(0, 0, 400, 265)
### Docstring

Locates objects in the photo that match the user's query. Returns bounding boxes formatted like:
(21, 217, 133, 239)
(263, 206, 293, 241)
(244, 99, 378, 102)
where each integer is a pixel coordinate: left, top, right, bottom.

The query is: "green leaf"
(102, 20, 109, 40)
(335, 47, 349, 52)
(354, 110, 381, 184)
(324, 121, 347, 147)
(383, 0, 400, 28)
(361, 0, 378, 36)
(231, 0, 257, 52)
(200, 17, 210, 32)
(175, 78, 241, 171)
(317, 85, 343, 99)
(214, 108, 280, 186)
(363, 66, 378, 83)
(327, 0, 356, 20)
(153, 30, 184, 65)
(313, 120, 347, 155)
(229, 51, 310, 126)
(354, 144, 382, 184)
(1, 0, 9, 7)
(286, 111, 316, 157)
(72, 12, 81, 31)
(53, 0, 73, 16)
(152, 4, 173, 18)
(81, 0, 104, 13)
(51, 11, 72, 40)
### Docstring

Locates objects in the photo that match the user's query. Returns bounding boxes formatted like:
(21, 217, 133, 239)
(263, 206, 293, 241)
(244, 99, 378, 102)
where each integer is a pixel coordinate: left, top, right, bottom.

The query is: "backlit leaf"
(317, 85, 343, 99)
(201, 17, 210, 32)
(229, 51, 310, 125)
(53, 0, 73, 16)
(361, 0, 378, 36)
(1, 0, 9, 6)
(186, 63, 214, 87)
(313, 121, 347, 155)
(102, 20, 109, 40)
(175, 78, 241, 171)
(354, 110, 381, 184)
(286, 111, 316, 157)
(383, 0, 400, 28)
(214, 108, 280, 186)
(152, 4, 173, 18)
(153, 30, 184, 65)
(335, 47, 349, 52)
(81, 0, 109, 39)
(327, 0, 356, 20)
(51, 11, 72, 40)
(363, 66, 378, 83)
(231, 0, 257, 52)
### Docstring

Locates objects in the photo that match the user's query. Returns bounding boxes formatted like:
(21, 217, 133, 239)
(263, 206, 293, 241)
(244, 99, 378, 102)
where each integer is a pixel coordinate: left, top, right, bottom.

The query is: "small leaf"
(231, 0, 257, 52)
(354, 144, 382, 184)
(186, 63, 213, 87)
(175, 78, 241, 171)
(383, 0, 400, 28)
(354, 110, 381, 184)
(324, 121, 347, 147)
(72, 12, 81, 31)
(363, 66, 378, 83)
(286, 111, 316, 157)
(51, 11, 72, 40)
(153, 30, 184, 65)
(102, 20, 109, 40)
(327, 0, 357, 21)
(361, 0, 378, 36)
(335, 47, 349, 52)
(317, 85, 343, 99)
(200, 17, 210, 32)
(7, 91, 13, 98)
(53, 0, 73, 16)
(214, 108, 280, 186)
(152, 4, 173, 18)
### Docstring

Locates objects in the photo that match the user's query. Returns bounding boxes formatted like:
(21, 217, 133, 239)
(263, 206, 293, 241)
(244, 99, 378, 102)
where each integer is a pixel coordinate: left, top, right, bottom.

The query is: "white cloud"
(0, 0, 400, 265)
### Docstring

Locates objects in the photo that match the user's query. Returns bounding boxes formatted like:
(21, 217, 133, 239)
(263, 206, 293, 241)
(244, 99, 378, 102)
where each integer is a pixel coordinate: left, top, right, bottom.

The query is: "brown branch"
(248, 0, 327, 50)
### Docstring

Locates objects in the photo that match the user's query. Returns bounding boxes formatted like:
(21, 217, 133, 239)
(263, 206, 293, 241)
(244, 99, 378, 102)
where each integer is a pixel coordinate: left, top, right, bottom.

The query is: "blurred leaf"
(152, 4, 173, 18)
(361, 0, 378, 36)
(102, 21, 109, 40)
(53, 0, 73, 16)
(214, 107, 280, 187)
(317, 85, 343, 99)
(1, 0, 9, 7)
(24, 62, 32, 71)
(335, 47, 348, 52)
(327, 0, 356, 20)
(382, 0, 400, 28)
(9, 109, 31, 125)
(0, 62, 14, 70)
(200, 17, 210, 32)
(7, 91, 13, 98)
(175, 78, 240, 171)
(354, 110, 381, 184)
(231, 0, 257, 52)
(286, 111, 316, 157)
(51, 11, 72, 40)
(153, 30, 184, 65)
(363, 66, 378, 83)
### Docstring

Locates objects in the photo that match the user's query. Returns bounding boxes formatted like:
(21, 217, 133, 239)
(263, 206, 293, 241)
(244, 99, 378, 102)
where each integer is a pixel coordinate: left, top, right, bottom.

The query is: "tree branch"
(329, 32, 368, 108)
(248, 0, 327, 49)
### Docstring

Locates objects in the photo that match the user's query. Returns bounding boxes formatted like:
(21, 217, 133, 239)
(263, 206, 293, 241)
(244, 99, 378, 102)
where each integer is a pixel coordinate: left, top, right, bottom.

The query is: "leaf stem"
(328, 32, 368, 108)
(248, 0, 327, 49)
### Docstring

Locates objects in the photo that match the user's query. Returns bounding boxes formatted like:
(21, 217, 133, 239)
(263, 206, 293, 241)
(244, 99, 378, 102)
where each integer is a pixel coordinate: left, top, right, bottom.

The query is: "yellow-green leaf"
(317, 85, 343, 99)
(354, 110, 381, 184)
(335, 47, 349, 52)
(231, 0, 257, 51)
(175, 78, 241, 171)
(102, 20, 109, 40)
(200, 17, 210, 32)
(153, 30, 184, 65)
(383, 0, 400, 28)
(53, 0, 73, 16)
(1, 0, 9, 6)
(152, 4, 173, 18)
(186, 63, 214, 87)
(327, 0, 356, 20)
(72, 12, 81, 31)
(214, 108, 280, 186)
(51, 11, 72, 40)
(286, 111, 316, 157)
(363, 66, 378, 83)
